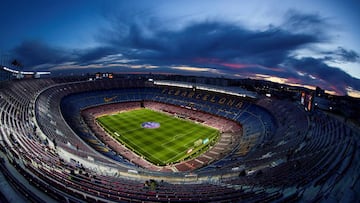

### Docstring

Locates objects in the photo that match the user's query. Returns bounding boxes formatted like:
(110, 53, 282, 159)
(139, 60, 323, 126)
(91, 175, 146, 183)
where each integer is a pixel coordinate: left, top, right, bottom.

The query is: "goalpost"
(194, 139, 203, 147)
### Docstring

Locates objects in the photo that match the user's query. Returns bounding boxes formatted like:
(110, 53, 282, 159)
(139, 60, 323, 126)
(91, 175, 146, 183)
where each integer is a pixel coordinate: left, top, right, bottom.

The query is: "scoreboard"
(301, 91, 314, 111)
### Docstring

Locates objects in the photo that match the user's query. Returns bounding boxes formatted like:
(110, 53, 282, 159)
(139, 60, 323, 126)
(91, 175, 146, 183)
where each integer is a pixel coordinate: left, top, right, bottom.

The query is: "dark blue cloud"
(105, 20, 321, 68)
(12, 40, 72, 69)
(283, 57, 360, 94)
(323, 47, 360, 63)
(336, 47, 360, 62)
(75, 46, 118, 65)
(8, 9, 360, 96)
(11, 42, 119, 68)
(283, 10, 330, 35)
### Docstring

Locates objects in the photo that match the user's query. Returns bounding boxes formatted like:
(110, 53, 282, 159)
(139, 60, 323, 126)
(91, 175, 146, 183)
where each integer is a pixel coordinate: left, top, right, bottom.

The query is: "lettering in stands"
(161, 88, 243, 108)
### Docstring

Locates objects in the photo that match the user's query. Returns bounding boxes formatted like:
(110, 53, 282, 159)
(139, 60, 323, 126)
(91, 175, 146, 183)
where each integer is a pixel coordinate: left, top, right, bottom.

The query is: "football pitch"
(96, 108, 219, 165)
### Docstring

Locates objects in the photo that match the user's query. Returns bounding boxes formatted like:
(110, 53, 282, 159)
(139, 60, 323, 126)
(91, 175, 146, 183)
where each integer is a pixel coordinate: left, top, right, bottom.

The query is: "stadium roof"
(154, 80, 257, 99)
(1, 66, 50, 77)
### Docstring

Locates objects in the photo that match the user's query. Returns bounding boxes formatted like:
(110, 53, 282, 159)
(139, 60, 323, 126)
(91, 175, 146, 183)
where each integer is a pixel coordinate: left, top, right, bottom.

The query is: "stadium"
(0, 67, 359, 202)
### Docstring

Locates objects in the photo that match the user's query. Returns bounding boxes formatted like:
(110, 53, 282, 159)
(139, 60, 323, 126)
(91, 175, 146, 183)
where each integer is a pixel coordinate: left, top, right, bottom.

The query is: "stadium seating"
(0, 78, 358, 202)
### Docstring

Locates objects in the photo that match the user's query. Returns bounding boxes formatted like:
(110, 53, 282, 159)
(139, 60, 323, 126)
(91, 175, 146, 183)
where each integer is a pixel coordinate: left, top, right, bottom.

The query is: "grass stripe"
(97, 108, 219, 165)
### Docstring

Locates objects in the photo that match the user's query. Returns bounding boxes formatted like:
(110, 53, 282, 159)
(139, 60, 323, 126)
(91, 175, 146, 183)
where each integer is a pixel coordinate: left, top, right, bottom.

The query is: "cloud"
(283, 57, 360, 94)
(102, 19, 321, 68)
(171, 66, 219, 74)
(282, 10, 332, 38)
(12, 40, 72, 69)
(336, 47, 360, 62)
(323, 47, 360, 63)
(75, 46, 118, 65)
(12, 41, 123, 68)
(8, 9, 360, 96)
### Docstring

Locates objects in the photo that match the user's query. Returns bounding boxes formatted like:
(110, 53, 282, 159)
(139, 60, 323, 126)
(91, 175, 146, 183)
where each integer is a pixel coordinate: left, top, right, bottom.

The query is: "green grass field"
(96, 108, 219, 165)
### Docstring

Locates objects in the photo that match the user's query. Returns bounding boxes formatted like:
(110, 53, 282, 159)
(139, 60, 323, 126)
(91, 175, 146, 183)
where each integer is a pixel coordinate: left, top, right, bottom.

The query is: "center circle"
(141, 122, 160, 129)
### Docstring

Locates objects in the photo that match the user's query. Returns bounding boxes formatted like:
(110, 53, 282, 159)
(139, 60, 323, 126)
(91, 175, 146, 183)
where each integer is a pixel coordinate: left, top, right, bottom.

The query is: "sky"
(1, 0, 360, 97)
